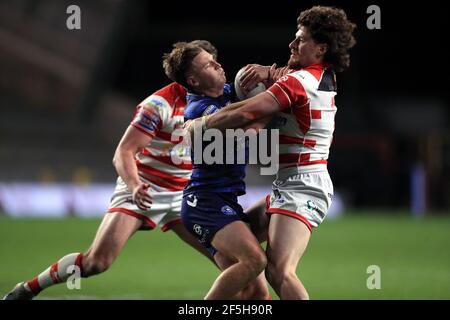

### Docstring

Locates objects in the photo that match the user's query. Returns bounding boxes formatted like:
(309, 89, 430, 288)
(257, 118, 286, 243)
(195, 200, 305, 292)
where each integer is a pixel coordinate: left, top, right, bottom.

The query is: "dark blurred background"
(0, 0, 449, 214)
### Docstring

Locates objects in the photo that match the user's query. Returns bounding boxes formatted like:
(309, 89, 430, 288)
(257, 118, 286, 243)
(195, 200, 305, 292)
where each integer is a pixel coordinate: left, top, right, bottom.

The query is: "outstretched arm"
(204, 91, 281, 131)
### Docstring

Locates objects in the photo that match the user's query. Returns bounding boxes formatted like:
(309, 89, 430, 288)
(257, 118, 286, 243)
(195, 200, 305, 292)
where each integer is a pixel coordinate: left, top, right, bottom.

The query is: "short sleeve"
(131, 95, 170, 138)
(267, 74, 308, 110)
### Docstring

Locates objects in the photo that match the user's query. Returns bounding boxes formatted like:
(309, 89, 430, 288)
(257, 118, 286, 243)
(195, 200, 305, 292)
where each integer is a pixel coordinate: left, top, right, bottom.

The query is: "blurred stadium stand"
(0, 0, 134, 183)
(0, 0, 449, 215)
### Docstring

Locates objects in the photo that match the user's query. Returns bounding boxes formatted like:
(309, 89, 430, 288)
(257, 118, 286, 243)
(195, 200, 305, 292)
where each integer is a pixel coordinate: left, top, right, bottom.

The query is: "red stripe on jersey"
(279, 136, 315, 148)
(137, 161, 189, 183)
(279, 153, 327, 166)
(311, 110, 322, 119)
(141, 149, 192, 170)
(50, 262, 59, 283)
(293, 102, 311, 135)
(300, 153, 310, 163)
(300, 159, 328, 166)
(304, 139, 316, 148)
(156, 131, 182, 143)
(266, 208, 313, 232)
(297, 159, 328, 166)
(172, 108, 184, 117)
(107, 208, 157, 230)
(141, 175, 186, 191)
(27, 277, 42, 294)
(161, 219, 182, 232)
(279, 135, 302, 144)
(137, 162, 188, 191)
(279, 153, 300, 164)
(331, 96, 335, 108)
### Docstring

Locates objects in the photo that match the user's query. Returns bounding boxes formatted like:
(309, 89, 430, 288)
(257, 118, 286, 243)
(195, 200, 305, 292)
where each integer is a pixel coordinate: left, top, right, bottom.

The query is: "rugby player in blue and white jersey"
(162, 42, 286, 299)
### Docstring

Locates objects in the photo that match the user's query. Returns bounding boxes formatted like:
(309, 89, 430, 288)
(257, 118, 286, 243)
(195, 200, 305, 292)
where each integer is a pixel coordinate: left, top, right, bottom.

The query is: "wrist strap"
(201, 116, 208, 131)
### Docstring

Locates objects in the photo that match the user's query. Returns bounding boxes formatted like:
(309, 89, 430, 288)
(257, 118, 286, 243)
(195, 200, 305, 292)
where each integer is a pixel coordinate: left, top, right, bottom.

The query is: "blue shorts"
(181, 192, 249, 255)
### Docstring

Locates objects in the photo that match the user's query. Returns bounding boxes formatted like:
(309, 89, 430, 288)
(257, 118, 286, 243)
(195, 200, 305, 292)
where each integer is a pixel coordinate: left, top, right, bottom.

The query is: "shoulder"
(184, 94, 220, 120)
(152, 82, 187, 105)
(138, 82, 186, 114)
(138, 83, 185, 114)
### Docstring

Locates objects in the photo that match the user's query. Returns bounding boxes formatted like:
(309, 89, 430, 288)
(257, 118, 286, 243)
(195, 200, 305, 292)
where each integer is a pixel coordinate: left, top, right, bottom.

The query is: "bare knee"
(265, 262, 293, 290)
(243, 249, 267, 276)
(265, 262, 309, 300)
(82, 252, 113, 277)
(244, 283, 270, 300)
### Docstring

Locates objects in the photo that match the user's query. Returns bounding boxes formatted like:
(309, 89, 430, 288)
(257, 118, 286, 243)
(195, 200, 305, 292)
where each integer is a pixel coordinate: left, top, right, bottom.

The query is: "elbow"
(112, 152, 118, 168)
(112, 147, 122, 168)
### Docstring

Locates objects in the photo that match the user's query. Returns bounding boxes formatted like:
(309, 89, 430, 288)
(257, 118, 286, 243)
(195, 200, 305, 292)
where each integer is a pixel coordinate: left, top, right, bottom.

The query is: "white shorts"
(107, 176, 183, 231)
(266, 171, 334, 232)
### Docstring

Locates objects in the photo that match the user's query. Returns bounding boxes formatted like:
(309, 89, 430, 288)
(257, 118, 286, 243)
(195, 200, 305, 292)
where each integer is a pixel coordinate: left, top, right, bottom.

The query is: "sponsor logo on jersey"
(186, 195, 198, 207)
(135, 109, 160, 133)
(147, 98, 164, 110)
(202, 105, 217, 116)
(221, 205, 236, 216)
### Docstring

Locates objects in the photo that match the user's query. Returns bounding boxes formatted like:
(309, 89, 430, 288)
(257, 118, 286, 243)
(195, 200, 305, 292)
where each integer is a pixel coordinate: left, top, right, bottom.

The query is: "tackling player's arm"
(201, 91, 281, 131)
(113, 111, 156, 210)
(207, 64, 288, 129)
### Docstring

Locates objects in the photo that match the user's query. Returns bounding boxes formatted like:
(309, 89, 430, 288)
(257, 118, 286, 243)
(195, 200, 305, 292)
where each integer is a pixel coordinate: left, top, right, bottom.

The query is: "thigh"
(245, 196, 270, 243)
(266, 214, 311, 270)
(171, 223, 216, 264)
(212, 220, 263, 260)
(87, 212, 142, 261)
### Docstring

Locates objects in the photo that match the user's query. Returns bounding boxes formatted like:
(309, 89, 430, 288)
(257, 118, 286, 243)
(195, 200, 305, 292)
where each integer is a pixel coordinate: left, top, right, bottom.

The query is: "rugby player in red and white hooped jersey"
(188, 6, 356, 299)
(2, 41, 227, 300)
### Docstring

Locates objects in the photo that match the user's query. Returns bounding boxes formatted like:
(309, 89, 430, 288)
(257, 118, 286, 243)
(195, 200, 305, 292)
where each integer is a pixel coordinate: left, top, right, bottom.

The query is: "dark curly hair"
(162, 40, 217, 89)
(298, 6, 356, 72)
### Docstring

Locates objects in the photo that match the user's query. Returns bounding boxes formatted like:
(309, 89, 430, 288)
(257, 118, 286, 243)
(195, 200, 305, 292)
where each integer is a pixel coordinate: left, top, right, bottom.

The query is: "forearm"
(217, 100, 245, 113)
(204, 93, 279, 131)
(206, 103, 257, 131)
(113, 149, 141, 191)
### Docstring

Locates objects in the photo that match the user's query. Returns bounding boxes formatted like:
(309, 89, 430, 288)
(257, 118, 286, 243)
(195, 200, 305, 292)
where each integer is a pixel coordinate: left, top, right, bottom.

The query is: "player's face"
(188, 50, 226, 95)
(288, 26, 325, 69)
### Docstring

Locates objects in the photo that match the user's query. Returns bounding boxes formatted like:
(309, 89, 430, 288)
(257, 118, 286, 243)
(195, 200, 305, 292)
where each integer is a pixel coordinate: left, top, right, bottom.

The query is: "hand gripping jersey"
(131, 82, 192, 191)
(267, 62, 337, 175)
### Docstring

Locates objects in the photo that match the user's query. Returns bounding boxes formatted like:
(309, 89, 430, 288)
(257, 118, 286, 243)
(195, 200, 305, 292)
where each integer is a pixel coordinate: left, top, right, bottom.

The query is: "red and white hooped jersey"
(267, 62, 337, 174)
(130, 82, 192, 191)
